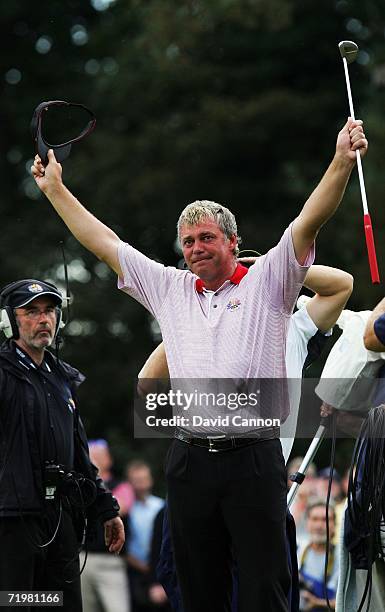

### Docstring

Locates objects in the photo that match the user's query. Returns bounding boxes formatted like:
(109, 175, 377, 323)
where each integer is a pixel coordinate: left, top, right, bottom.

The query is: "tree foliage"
(2, 0, 385, 471)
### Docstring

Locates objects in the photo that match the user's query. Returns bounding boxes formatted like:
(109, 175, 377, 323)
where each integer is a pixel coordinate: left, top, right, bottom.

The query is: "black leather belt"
(174, 427, 279, 453)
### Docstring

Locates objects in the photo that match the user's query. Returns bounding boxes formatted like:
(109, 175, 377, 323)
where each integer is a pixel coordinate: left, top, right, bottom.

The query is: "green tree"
(1, 0, 385, 468)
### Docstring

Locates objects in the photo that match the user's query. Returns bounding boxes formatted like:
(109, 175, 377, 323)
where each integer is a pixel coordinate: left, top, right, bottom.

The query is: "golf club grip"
(363, 213, 380, 284)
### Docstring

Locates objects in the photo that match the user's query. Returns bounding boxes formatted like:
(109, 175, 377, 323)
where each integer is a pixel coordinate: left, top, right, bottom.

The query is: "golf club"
(338, 40, 380, 284)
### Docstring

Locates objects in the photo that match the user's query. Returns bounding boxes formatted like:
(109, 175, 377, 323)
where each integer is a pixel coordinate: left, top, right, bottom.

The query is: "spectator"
(288, 458, 318, 551)
(299, 499, 338, 611)
(81, 439, 132, 612)
(333, 468, 350, 547)
(127, 461, 165, 612)
(315, 467, 344, 504)
(87, 439, 135, 517)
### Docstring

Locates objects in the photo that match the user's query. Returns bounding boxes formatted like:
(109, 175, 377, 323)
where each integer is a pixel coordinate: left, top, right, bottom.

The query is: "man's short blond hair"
(177, 200, 241, 256)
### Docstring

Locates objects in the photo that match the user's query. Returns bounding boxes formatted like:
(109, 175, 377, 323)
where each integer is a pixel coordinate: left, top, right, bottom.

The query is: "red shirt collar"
(195, 263, 249, 293)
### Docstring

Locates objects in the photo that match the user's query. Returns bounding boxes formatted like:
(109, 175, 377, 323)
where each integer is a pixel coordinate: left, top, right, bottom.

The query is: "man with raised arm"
(137, 263, 352, 612)
(32, 119, 367, 612)
(138, 263, 353, 463)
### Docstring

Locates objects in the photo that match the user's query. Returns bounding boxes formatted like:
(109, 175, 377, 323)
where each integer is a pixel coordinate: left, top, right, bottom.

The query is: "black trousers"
(166, 438, 291, 612)
(0, 507, 82, 612)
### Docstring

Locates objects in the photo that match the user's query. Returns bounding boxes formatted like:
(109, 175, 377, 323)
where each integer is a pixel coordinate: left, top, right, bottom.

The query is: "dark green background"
(2, 0, 385, 487)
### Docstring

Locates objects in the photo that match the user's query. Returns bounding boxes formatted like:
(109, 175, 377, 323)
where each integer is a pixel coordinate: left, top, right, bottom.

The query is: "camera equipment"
(345, 406, 385, 612)
(44, 461, 97, 507)
(44, 462, 65, 501)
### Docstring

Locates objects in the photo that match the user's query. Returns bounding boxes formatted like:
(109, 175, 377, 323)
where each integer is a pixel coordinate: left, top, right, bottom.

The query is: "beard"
(309, 533, 328, 544)
(30, 329, 54, 348)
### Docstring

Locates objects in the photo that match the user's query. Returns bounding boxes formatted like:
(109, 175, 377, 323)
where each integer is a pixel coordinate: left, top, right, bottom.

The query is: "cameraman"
(0, 279, 125, 611)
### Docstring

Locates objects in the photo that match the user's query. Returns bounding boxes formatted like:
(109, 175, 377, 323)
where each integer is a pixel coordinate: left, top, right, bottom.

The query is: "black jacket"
(0, 340, 119, 523)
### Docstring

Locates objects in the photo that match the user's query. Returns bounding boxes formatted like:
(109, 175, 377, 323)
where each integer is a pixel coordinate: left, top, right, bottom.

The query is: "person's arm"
(292, 119, 368, 264)
(303, 265, 353, 332)
(363, 298, 385, 351)
(137, 342, 170, 398)
(126, 553, 150, 573)
(138, 342, 169, 379)
(31, 150, 122, 277)
(241, 257, 353, 332)
(301, 590, 335, 609)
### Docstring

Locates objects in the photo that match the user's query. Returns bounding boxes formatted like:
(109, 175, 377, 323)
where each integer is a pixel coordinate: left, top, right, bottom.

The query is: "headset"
(0, 279, 65, 340)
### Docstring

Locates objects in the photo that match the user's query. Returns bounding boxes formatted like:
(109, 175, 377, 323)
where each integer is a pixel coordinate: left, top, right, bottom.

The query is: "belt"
(174, 427, 279, 453)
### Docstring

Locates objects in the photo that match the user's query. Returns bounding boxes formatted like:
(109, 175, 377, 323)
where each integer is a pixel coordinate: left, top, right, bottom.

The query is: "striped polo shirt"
(118, 222, 314, 429)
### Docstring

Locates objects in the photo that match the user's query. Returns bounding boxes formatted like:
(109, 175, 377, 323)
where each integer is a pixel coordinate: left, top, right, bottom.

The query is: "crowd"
(81, 439, 170, 612)
(288, 460, 349, 611)
(79, 447, 351, 612)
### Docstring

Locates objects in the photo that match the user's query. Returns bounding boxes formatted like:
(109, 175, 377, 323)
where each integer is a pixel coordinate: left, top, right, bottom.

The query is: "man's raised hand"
(31, 149, 63, 195)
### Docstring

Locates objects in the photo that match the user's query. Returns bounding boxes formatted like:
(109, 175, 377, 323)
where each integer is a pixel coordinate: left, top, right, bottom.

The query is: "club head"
(338, 40, 358, 64)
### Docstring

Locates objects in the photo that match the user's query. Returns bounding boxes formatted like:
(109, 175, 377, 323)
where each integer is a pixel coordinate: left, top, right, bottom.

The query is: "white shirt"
(315, 310, 385, 412)
(281, 305, 323, 463)
(118, 225, 314, 432)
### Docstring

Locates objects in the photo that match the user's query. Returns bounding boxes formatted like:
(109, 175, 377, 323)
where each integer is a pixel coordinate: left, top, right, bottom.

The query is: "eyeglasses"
(15, 307, 59, 320)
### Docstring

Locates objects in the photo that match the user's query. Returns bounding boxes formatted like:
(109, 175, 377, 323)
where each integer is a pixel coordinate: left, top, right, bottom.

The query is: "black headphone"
(0, 280, 64, 340)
